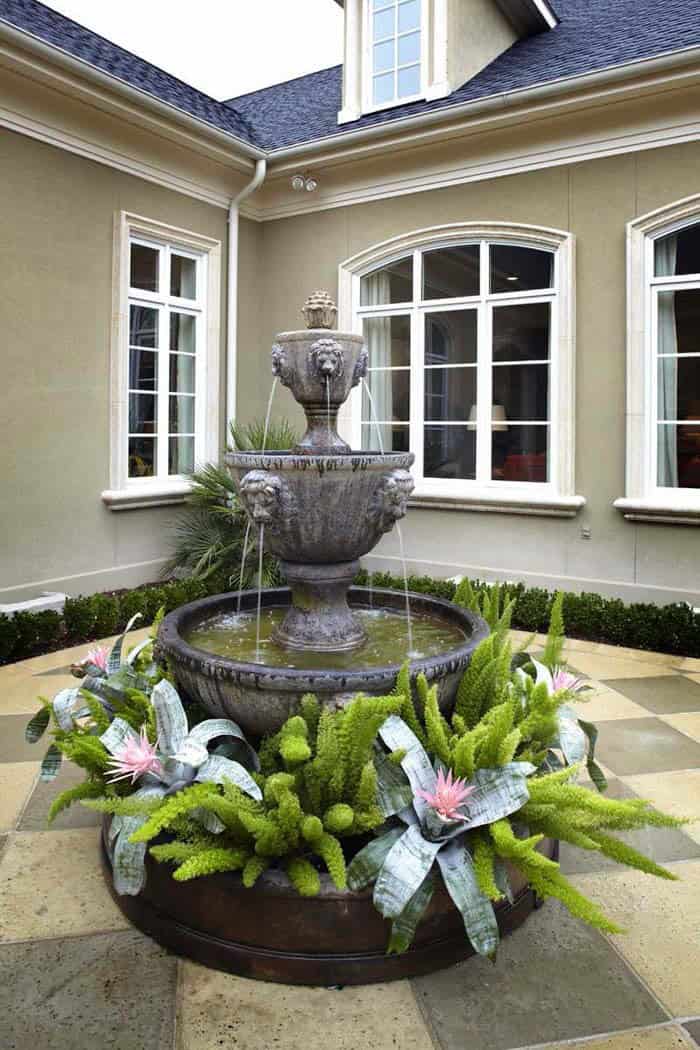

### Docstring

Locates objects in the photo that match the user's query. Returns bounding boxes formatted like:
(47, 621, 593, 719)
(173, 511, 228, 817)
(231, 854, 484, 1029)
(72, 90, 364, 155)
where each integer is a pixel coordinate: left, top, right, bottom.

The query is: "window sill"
(408, 490, 586, 518)
(101, 482, 193, 511)
(614, 497, 700, 526)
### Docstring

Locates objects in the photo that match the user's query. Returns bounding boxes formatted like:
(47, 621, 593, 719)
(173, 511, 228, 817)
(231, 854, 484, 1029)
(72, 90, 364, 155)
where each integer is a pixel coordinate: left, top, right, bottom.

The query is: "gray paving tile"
(595, 717, 700, 776)
(18, 761, 102, 832)
(411, 900, 666, 1050)
(559, 780, 700, 874)
(0, 714, 49, 763)
(602, 676, 700, 715)
(0, 930, 177, 1050)
(684, 1019, 700, 1046)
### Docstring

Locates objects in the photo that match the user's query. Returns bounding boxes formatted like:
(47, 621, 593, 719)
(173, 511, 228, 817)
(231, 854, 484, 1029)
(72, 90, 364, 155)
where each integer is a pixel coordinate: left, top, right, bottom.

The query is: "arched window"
(338, 223, 581, 516)
(616, 196, 700, 524)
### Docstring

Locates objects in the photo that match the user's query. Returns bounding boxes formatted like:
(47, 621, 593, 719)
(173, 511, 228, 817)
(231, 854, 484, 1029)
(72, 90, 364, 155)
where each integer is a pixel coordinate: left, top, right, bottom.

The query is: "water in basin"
(186, 606, 467, 672)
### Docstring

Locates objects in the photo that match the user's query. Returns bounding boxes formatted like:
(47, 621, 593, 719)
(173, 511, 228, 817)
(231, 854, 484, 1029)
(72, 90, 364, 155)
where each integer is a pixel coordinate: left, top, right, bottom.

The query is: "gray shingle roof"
(226, 0, 700, 151)
(2, 0, 700, 156)
(0, 0, 257, 144)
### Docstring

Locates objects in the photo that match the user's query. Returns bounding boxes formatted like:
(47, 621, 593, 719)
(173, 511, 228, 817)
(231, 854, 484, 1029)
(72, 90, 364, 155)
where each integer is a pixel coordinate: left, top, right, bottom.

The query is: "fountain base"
(102, 821, 558, 986)
(272, 560, 366, 652)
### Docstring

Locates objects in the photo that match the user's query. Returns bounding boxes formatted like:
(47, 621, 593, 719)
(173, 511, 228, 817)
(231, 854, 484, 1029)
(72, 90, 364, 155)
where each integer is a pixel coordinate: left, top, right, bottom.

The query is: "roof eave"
(493, 0, 559, 35)
(265, 43, 700, 162)
(0, 16, 266, 163)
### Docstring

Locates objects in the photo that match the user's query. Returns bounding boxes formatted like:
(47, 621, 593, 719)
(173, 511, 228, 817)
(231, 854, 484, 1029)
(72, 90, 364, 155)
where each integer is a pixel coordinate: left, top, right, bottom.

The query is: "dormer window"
(338, 0, 558, 126)
(369, 0, 423, 109)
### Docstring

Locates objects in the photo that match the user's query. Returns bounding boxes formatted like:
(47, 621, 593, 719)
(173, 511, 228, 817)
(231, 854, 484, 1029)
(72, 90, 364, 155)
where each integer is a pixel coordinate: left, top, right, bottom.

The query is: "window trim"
(615, 194, 700, 525)
(338, 221, 583, 517)
(362, 0, 427, 115)
(102, 212, 221, 511)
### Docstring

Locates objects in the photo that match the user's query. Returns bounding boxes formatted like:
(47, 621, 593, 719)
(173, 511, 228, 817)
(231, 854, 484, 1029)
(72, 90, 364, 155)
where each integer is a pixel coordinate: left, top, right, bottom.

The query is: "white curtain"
(363, 273, 393, 452)
(656, 236, 678, 487)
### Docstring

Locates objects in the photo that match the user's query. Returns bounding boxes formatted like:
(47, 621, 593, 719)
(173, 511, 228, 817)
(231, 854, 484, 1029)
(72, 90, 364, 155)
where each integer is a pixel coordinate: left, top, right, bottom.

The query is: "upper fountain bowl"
(272, 330, 367, 454)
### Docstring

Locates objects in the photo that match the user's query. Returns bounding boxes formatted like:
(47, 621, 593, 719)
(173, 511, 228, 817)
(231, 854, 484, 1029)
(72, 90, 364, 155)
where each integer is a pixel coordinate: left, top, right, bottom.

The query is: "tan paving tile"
(0, 762, 39, 832)
(568, 652, 675, 682)
(621, 770, 700, 846)
(0, 667, 68, 716)
(179, 961, 434, 1050)
(545, 1025, 695, 1050)
(0, 828, 129, 941)
(575, 685, 654, 722)
(572, 860, 700, 1016)
(660, 713, 700, 745)
(677, 658, 700, 675)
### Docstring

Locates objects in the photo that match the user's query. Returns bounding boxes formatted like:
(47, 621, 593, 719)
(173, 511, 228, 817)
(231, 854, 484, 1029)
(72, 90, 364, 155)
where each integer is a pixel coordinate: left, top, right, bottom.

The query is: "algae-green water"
(186, 607, 466, 671)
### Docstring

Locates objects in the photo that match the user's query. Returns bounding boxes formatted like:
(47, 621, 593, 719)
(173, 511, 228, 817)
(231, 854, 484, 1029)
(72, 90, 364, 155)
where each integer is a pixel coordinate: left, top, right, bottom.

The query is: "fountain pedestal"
(272, 560, 365, 651)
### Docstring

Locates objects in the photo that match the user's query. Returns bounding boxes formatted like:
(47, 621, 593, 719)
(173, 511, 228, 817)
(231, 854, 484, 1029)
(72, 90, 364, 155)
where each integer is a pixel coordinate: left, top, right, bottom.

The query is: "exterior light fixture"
(291, 173, 319, 193)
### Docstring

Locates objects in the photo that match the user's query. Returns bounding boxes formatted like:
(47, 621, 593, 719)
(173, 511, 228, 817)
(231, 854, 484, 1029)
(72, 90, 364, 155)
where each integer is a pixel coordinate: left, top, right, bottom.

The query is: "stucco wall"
(0, 130, 230, 603)
(244, 141, 700, 605)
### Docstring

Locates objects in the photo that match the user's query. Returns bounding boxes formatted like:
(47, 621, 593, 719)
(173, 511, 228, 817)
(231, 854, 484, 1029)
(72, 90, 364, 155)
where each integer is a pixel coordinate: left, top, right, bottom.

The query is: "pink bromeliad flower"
(106, 727, 163, 784)
(416, 768, 476, 822)
(551, 667, 587, 694)
(85, 646, 109, 671)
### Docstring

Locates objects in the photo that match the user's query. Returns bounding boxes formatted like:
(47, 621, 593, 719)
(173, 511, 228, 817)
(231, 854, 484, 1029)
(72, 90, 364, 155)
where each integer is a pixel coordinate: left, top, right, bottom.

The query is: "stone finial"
(302, 291, 338, 330)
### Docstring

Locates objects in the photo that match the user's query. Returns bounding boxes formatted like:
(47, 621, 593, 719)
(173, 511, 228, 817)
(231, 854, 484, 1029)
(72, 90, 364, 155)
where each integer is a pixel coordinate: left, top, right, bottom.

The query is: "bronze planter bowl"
(102, 822, 558, 986)
(155, 587, 490, 738)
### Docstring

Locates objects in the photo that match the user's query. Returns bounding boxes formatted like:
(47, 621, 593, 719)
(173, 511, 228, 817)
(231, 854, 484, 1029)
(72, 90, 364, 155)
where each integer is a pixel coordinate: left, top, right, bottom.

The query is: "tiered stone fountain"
(107, 295, 554, 985)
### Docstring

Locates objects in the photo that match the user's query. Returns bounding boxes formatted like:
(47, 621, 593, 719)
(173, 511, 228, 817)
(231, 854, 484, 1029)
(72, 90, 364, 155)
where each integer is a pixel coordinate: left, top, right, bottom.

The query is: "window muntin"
(650, 227, 700, 492)
(369, 0, 422, 109)
(357, 242, 556, 492)
(127, 238, 204, 482)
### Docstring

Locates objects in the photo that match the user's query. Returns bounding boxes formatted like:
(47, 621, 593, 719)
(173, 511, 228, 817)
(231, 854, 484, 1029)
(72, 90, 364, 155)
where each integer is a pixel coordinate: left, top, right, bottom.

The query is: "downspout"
(226, 158, 267, 428)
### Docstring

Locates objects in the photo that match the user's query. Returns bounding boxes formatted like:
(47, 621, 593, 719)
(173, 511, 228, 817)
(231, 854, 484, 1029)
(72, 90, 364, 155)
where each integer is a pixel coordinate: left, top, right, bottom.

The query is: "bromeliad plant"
(25, 590, 689, 962)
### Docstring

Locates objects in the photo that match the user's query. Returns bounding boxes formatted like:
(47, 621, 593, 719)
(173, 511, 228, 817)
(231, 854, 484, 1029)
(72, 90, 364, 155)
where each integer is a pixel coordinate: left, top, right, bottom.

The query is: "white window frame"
(338, 222, 583, 517)
(102, 212, 221, 511)
(363, 0, 427, 115)
(616, 194, 700, 525)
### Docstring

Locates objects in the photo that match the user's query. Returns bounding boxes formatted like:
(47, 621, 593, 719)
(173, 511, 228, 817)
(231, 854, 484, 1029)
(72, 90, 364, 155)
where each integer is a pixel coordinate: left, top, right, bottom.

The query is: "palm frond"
(228, 418, 298, 453)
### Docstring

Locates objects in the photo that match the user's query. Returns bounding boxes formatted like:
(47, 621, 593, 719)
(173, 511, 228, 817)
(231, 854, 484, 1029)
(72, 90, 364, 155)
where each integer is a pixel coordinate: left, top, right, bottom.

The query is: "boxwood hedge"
(0, 569, 697, 664)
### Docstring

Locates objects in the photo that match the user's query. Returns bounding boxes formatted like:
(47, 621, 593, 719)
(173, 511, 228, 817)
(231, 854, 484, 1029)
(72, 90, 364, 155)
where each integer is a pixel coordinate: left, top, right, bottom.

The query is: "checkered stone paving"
(1, 633, 699, 1050)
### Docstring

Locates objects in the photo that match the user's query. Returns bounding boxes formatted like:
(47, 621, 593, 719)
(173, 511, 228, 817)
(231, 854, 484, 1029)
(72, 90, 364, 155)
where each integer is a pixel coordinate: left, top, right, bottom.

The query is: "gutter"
(226, 158, 268, 427)
(266, 43, 700, 163)
(0, 17, 265, 161)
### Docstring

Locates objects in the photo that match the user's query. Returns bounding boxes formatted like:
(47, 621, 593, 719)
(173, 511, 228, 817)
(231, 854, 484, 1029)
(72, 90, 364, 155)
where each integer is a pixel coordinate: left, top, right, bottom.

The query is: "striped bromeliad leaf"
(39, 743, 63, 782)
(107, 613, 143, 674)
(25, 706, 50, 743)
(387, 873, 435, 955)
(437, 840, 499, 959)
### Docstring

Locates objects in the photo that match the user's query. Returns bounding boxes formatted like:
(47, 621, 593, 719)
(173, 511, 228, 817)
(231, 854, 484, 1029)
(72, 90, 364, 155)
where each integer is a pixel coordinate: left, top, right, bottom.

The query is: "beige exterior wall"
(0, 130, 230, 603)
(241, 140, 700, 605)
(448, 0, 517, 92)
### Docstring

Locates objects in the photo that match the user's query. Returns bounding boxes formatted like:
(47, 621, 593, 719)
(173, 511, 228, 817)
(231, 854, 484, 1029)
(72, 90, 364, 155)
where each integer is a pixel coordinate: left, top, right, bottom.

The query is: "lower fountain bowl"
(102, 821, 558, 986)
(156, 587, 490, 738)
